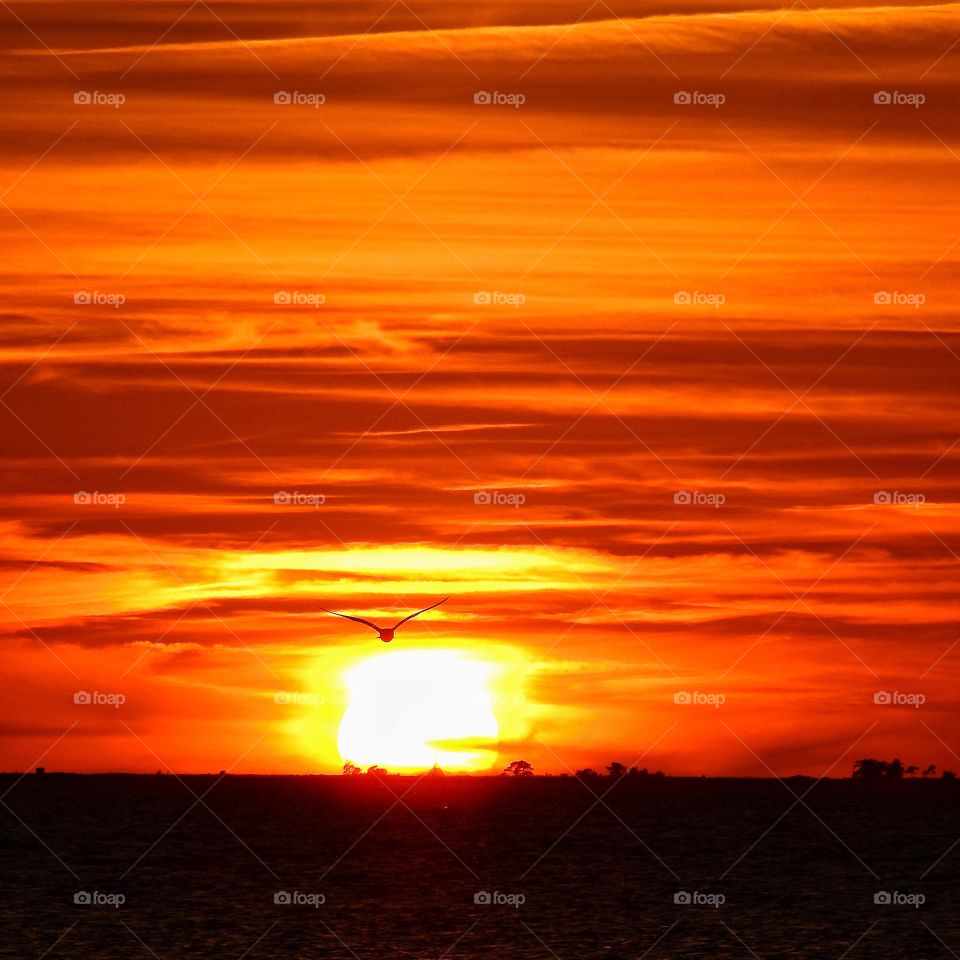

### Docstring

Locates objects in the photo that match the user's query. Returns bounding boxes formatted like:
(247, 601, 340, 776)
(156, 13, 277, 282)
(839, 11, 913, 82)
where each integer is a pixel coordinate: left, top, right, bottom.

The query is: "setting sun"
(337, 650, 499, 772)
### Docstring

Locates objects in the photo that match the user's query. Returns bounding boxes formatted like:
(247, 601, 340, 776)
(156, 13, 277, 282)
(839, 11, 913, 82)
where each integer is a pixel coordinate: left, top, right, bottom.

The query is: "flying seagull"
(321, 597, 449, 643)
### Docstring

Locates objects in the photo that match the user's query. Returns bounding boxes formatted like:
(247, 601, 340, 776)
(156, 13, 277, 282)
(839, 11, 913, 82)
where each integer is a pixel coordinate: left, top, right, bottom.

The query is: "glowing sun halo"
(338, 650, 499, 772)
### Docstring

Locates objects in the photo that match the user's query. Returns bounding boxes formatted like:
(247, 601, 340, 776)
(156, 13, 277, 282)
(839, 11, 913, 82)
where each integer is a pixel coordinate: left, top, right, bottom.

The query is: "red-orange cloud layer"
(1, 0, 958, 775)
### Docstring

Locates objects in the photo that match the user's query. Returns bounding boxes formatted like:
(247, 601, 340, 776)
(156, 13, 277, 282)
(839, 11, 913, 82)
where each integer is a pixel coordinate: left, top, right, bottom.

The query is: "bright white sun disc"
(337, 650, 498, 771)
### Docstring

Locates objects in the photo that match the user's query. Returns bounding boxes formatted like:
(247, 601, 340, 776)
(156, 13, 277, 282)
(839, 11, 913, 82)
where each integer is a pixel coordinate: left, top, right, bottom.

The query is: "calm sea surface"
(2, 774, 958, 958)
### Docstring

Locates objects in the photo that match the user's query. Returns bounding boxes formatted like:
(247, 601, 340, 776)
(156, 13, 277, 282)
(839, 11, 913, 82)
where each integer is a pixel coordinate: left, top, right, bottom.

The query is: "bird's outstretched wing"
(321, 608, 382, 632)
(391, 597, 449, 630)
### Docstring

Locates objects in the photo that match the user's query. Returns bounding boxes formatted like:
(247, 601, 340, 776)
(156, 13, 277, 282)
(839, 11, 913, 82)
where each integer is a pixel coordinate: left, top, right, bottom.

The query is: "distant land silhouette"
(20, 755, 959, 781)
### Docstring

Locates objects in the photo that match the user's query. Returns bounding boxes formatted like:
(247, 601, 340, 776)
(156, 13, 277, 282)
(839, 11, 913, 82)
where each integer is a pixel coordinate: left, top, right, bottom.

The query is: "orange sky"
(1, 0, 958, 776)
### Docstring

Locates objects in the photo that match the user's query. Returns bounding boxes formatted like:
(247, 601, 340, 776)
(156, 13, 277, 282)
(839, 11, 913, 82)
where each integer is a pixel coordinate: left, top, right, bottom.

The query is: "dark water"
(2, 774, 959, 958)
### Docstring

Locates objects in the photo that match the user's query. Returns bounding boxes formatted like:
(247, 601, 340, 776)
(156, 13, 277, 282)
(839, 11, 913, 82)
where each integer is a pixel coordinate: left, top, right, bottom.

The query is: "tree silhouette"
(366, 764, 388, 777)
(607, 762, 627, 778)
(943, 770, 957, 781)
(503, 760, 534, 777)
(852, 757, 944, 781)
(853, 758, 888, 780)
(342, 761, 362, 776)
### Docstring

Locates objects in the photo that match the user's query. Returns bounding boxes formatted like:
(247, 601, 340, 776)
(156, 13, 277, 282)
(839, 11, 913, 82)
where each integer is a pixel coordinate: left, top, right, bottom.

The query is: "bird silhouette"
(321, 597, 449, 643)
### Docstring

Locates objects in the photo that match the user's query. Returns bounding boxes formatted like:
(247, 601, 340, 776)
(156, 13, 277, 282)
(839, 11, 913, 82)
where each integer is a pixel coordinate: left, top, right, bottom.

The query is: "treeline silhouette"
(852, 758, 956, 780)
(341, 758, 958, 779)
(501, 760, 667, 778)
(341, 760, 665, 778)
